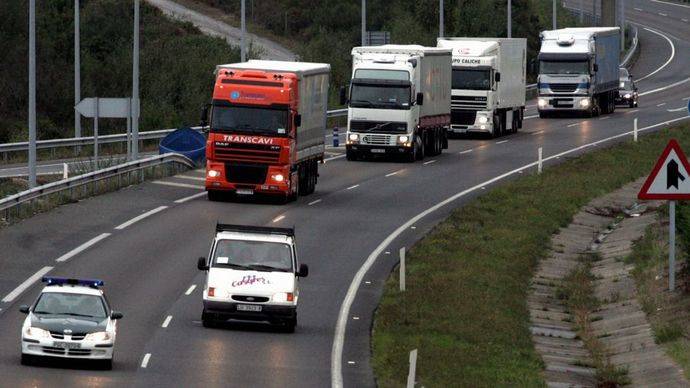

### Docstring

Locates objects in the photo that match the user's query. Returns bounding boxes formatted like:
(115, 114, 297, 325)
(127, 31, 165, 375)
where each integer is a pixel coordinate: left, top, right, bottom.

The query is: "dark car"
(616, 68, 638, 108)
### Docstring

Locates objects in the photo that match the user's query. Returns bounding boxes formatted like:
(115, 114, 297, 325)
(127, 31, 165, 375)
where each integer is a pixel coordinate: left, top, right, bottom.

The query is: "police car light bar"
(41, 277, 104, 288)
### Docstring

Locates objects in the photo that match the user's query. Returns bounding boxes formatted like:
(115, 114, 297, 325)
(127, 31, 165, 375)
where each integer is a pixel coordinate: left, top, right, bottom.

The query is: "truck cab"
(197, 224, 309, 332)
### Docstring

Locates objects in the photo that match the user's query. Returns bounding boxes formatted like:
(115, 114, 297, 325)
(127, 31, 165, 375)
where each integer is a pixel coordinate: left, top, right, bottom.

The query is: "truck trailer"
(537, 27, 620, 117)
(203, 60, 330, 202)
(437, 37, 526, 137)
(343, 45, 451, 162)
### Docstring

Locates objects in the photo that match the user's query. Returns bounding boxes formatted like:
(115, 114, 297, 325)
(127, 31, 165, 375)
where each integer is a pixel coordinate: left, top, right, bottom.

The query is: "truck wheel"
(416, 136, 425, 160)
(538, 111, 548, 119)
(629, 100, 635, 108)
(207, 190, 222, 202)
(346, 150, 357, 161)
(404, 144, 417, 163)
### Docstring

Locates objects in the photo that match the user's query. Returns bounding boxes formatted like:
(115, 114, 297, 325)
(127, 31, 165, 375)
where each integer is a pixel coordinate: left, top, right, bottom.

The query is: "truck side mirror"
(593, 64, 599, 72)
(298, 263, 309, 277)
(495, 72, 501, 82)
(295, 114, 302, 128)
(197, 257, 209, 271)
(19, 305, 30, 314)
(416, 92, 424, 106)
(339, 86, 348, 106)
(200, 104, 210, 127)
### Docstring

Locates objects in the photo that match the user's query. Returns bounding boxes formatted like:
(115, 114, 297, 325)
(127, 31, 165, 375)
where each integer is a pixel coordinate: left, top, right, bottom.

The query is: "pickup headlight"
(579, 99, 591, 108)
(538, 98, 548, 108)
(24, 326, 51, 339)
(84, 331, 112, 342)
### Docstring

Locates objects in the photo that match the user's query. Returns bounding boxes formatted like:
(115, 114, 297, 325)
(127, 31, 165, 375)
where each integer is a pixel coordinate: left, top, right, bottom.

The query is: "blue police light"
(42, 277, 104, 288)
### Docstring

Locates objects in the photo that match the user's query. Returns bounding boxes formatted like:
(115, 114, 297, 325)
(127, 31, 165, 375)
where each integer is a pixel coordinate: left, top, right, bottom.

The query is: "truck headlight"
(624, 93, 631, 99)
(477, 116, 489, 124)
(24, 326, 51, 339)
(398, 135, 409, 144)
(273, 292, 294, 302)
(207, 170, 220, 178)
(348, 133, 359, 142)
(85, 331, 112, 342)
(271, 173, 285, 182)
(538, 98, 548, 108)
(579, 99, 590, 108)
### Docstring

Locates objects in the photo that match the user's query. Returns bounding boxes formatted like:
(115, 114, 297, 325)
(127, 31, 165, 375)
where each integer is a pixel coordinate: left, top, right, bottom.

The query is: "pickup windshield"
(540, 60, 589, 75)
(452, 69, 491, 90)
(211, 105, 289, 136)
(33, 293, 107, 318)
(349, 83, 411, 110)
(213, 240, 293, 272)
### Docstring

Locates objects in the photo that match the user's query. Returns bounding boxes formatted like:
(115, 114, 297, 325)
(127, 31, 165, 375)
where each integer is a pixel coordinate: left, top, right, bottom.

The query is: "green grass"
(372, 123, 690, 387)
(0, 178, 27, 198)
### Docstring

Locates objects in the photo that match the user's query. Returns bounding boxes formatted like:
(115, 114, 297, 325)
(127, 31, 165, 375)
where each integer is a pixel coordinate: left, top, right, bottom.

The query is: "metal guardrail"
(620, 25, 639, 69)
(0, 153, 194, 215)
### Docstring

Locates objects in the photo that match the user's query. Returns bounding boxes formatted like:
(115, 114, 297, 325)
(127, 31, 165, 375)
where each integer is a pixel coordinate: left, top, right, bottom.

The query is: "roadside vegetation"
(627, 206, 690, 379)
(371, 123, 690, 387)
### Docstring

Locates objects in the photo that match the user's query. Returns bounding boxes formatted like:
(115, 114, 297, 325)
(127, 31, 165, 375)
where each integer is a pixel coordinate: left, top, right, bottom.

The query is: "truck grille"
(362, 134, 395, 146)
(214, 142, 281, 164)
(451, 110, 477, 126)
(225, 163, 268, 185)
(548, 83, 578, 93)
(350, 121, 406, 133)
(451, 95, 487, 110)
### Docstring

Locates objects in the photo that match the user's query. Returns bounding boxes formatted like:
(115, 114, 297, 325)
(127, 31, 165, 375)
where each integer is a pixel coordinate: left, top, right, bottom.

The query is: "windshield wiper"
(220, 263, 253, 270)
(247, 264, 290, 272)
(55, 312, 98, 318)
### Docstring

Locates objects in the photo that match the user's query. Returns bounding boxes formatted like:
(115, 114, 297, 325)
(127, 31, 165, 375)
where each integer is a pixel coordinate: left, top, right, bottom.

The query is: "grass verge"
(372, 123, 690, 387)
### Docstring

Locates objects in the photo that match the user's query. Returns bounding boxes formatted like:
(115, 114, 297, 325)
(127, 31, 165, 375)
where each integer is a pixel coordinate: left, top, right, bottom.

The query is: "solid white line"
(330, 114, 690, 388)
(141, 353, 151, 368)
(599, 116, 611, 120)
(308, 199, 322, 206)
(161, 315, 173, 328)
(683, 18, 689, 22)
(458, 149, 473, 155)
(634, 7, 643, 11)
(651, 0, 690, 8)
(324, 154, 346, 162)
(115, 206, 168, 230)
(667, 107, 686, 112)
(657, 103, 667, 107)
(56, 233, 111, 262)
(495, 140, 508, 144)
(636, 27, 674, 82)
(532, 130, 545, 135)
(639, 77, 690, 96)
(272, 215, 285, 223)
(385, 170, 401, 177)
(174, 192, 207, 204)
(185, 284, 197, 295)
(346, 184, 359, 190)
(567, 123, 580, 128)
(524, 114, 539, 120)
(152, 180, 204, 190)
(658, 12, 668, 16)
(1, 266, 53, 303)
(627, 109, 640, 114)
(423, 160, 437, 165)
(176, 175, 206, 182)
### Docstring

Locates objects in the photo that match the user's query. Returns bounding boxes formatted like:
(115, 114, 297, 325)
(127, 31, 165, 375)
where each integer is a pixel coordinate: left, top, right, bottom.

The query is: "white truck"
(537, 27, 620, 117)
(342, 45, 451, 162)
(197, 224, 309, 332)
(437, 38, 526, 137)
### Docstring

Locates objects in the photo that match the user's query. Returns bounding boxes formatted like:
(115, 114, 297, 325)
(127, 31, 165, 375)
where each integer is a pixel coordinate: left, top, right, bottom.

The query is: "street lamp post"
(361, 0, 366, 46)
(439, 0, 444, 38)
(74, 0, 81, 148)
(552, 0, 557, 30)
(507, 0, 512, 38)
(131, 0, 140, 160)
(28, 0, 37, 187)
(241, 0, 246, 61)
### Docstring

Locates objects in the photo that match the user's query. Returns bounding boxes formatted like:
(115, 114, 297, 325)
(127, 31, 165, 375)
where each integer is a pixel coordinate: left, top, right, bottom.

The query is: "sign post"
(638, 139, 690, 291)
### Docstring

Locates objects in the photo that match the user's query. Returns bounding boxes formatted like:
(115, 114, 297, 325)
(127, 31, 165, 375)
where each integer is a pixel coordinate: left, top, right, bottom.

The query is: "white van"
(197, 224, 309, 332)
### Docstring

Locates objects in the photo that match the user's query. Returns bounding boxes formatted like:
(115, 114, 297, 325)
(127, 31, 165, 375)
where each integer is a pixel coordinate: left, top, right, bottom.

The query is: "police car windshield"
(212, 105, 288, 136)
(452, 69, 491, 90)
(213, 240, 293, 272)
(33, 292, 107, 318)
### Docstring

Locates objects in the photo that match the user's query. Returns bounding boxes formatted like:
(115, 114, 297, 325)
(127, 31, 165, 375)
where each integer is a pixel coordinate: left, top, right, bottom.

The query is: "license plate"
(53, 341, 80, 349)
(236, 189, 254, 195)
(370, 148, 385, 154)
(237, 304, 262, 312)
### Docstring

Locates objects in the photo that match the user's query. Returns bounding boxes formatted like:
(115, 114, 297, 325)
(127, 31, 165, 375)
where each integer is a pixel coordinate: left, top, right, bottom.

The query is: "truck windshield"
(452, 69, 491, 90)
(213, 240, 293, 272)
(211, 105, 289, 136)
(539, 60, 589, 75)
(349, 83, 411, 110)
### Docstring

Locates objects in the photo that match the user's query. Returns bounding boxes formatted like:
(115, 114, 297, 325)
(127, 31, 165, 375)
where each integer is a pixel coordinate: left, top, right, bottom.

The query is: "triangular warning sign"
(639, 139, 690, 200)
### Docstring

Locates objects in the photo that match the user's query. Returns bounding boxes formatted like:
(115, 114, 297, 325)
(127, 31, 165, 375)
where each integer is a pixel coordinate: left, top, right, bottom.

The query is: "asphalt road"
(0, 1, 689, 387)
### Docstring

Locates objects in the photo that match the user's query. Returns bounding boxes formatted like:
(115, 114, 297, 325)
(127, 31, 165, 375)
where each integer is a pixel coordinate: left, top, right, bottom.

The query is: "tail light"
(208, 287, 215, 297)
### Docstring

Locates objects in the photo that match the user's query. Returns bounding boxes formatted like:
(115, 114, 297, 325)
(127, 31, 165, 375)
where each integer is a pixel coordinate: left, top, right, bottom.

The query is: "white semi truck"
(342, 45, 451, 162)
(537, 27, 620, 117)
(437, 38, 526, 137)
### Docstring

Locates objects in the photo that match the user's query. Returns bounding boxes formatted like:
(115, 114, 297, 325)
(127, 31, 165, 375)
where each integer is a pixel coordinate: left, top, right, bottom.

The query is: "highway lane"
(0, 2, 689, 387)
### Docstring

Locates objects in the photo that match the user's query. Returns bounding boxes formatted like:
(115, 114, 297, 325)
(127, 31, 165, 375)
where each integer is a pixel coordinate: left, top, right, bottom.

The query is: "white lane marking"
(56, 233, 111, 262)
(651, 0, 690, 8)
(635, 7, 643, 11)
(684, 97, 690, 101)
(115, 206, 168, 230)
(141, 353, 151, 368)
(161, 315, 173, 328)
(627, 109, 640, 114)
(636, 27, 674, 82)
(324, 154, 346, 162)
(308, 199, 322, 206)
(668, 107, 687, 112)
(346, 184, 359, 190)
(658, 12, 668, 16)
(152, 180, 204, 190)
(657, 103, 667, 107)
(330, 114, 690, 388)
(176, 175, 205, 182)
(1, 266, 53, 303)
(567, 123, 580, 128)
(495, 140, 509, 145)
(683, 18, 689, 22)
(385, 170, 401, 177)
(272, 215, 285, 223)
(599, 116, 611, 120)
(174, 192, 207, 204)
(185, 285, 197, 295)
(532, 130, 545, 135)
(524, 114, 539, 120)
(639, 77, 690, 96)
(458, 149, 473, 155)
(423, 160, 437, 165)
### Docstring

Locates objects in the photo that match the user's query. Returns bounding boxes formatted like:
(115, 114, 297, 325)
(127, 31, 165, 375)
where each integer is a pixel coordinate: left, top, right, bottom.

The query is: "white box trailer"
(344, 45, 451, 162)
(437, 38, 526, 137)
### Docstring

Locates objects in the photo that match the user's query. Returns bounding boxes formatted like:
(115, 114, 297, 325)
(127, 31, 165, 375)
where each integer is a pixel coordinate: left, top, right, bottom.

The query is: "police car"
(19, 277, 123, 369)
(197, 224, 309, 332)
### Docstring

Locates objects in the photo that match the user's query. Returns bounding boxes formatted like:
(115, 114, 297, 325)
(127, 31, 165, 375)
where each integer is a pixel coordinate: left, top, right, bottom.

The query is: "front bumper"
(538, 96, 591, 111)
(205, 162, 292, 195)
(615, 93, 635, 103)
(346, 144, 412, 155)
(203, 300, 296, 323)
(21, 338, 114, 360)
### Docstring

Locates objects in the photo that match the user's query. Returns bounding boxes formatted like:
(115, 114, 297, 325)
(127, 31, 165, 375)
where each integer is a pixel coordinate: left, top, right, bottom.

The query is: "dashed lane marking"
(115, 206, 168, 230)
(152, 180, 204, 190)
(56, 233, 111, 262)
(1, 266, 53, 303)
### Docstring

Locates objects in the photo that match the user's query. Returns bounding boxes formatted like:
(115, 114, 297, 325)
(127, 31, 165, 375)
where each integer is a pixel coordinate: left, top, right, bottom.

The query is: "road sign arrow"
(639, 139, 690, 200)
(667, 160, 685, 189)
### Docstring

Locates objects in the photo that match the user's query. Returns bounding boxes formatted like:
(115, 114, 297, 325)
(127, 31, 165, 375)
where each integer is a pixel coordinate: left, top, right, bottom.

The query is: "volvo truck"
(537, 27, 620, 117)
(202, 60, 330, 202)
(437, 37, 526, 137)
(342, 45, 451, 162)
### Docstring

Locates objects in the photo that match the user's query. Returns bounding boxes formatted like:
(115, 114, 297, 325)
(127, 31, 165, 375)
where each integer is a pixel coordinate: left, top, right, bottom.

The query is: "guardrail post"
(333, 126, 339, 147)
(538, 147, 543, 174)
(633, 118, 638, 142)
(399, 247, 406, 292)
(406, 349, 418, 388)
(63, 163, 69, 179)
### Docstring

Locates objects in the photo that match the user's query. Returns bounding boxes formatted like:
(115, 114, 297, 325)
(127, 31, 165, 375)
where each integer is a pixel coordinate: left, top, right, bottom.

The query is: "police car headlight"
(477, 116, 489, 124)
(273, 292, 295, 302)
(398, 135, 409, 144)
(624, 93, 631, 99)
(207, 170, 221, 178)
(538, 98, 548, 108)
(85, 331, 112, 342)
(579, 99, 590, 108)
(24, 326, 51, 339)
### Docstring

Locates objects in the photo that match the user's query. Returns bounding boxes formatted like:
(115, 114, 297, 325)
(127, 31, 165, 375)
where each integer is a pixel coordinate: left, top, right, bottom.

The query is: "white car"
(197, 224, 309, 332)
(19, 277, 123, 369)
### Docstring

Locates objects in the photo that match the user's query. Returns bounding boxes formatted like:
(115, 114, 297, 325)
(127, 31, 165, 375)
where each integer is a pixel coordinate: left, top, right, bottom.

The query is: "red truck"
(202, 60, 330, 202)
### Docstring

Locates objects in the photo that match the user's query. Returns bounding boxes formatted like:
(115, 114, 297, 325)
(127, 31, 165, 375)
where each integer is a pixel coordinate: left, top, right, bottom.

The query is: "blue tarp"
(159, 127, 206, 163)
